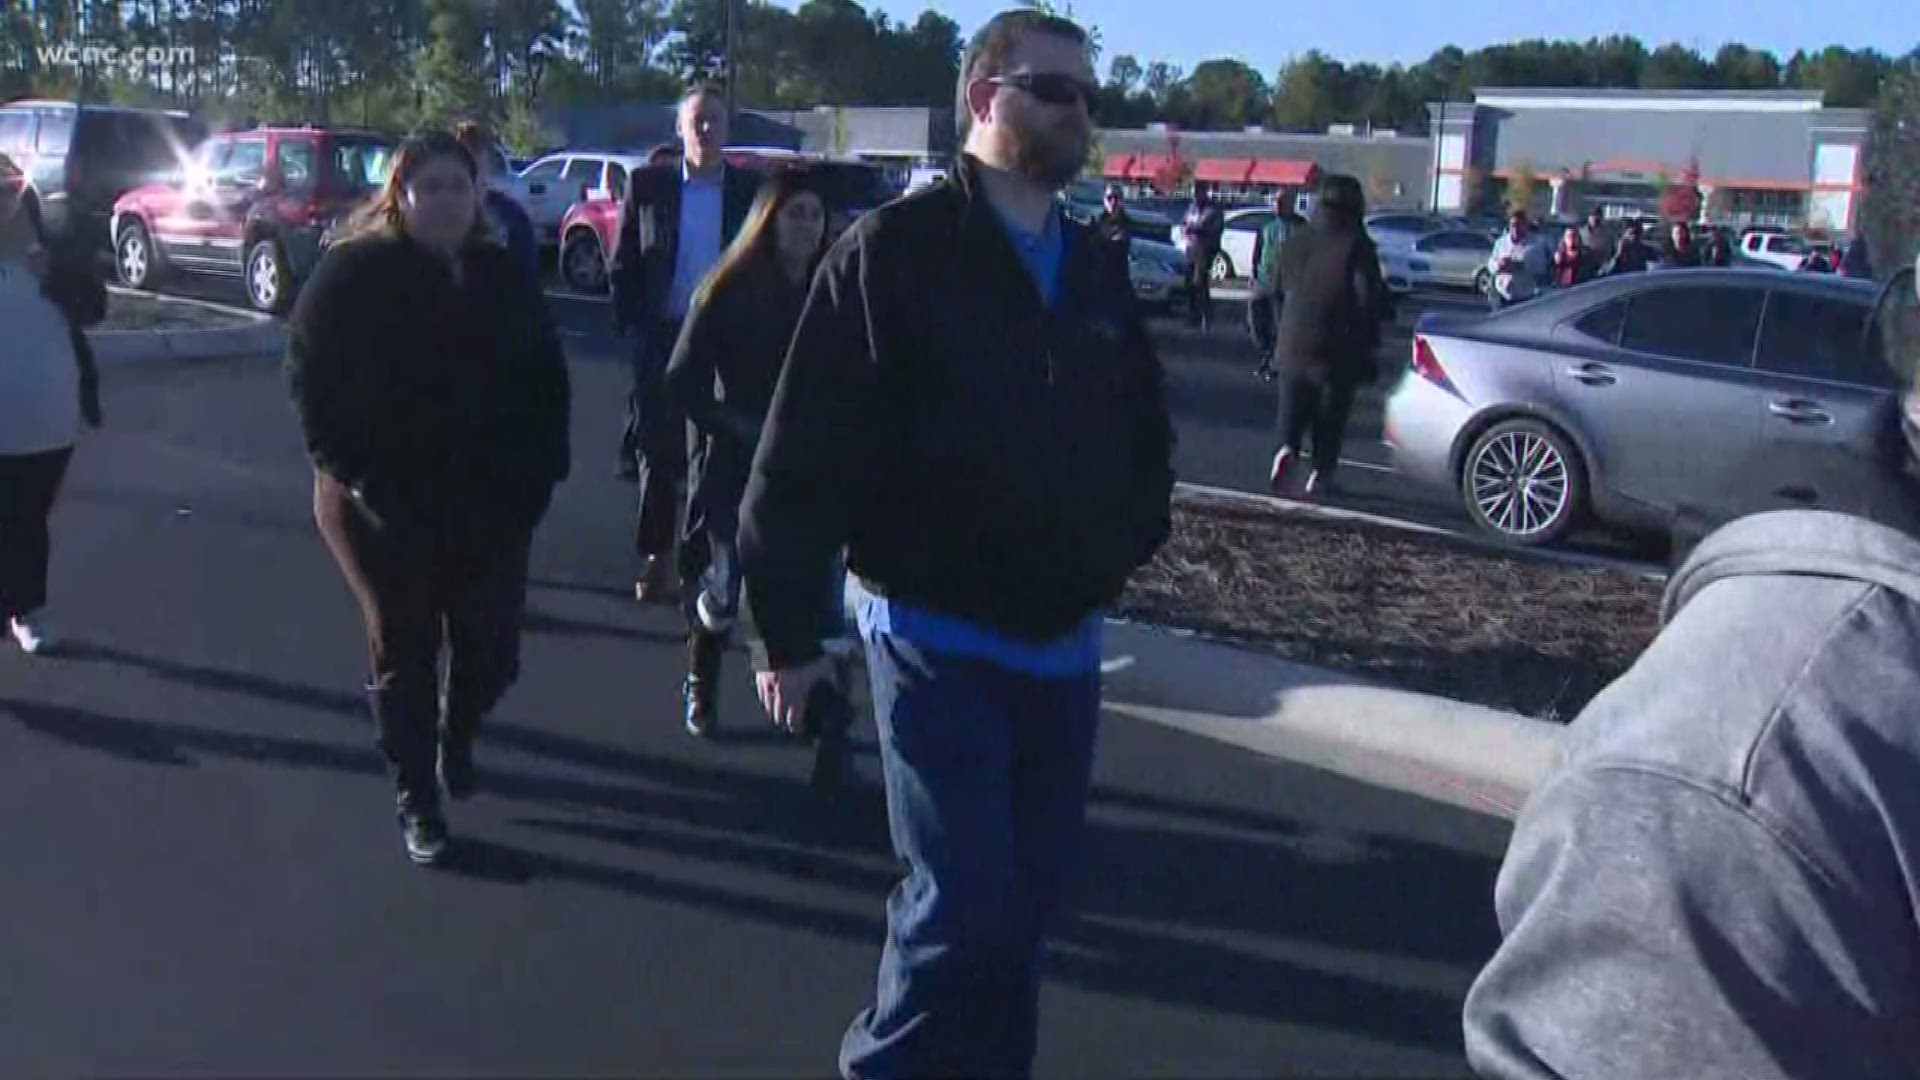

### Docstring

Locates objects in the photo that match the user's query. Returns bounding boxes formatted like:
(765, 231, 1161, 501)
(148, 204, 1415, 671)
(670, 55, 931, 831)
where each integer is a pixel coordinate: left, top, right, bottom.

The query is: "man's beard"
(1013, 125, 1090, 190)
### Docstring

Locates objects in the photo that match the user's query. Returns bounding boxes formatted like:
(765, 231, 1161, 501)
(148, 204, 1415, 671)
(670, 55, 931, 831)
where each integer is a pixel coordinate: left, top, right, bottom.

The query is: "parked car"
(1125, 237, 1192, 314)
(516, 150, 652, 244)
(0, 99, 207, 247)
(111, 125, 396, 313)
(1171, 206, 1275, 283)
(1384, 269, 1903, 547)
(557, 151, 895, 295)
(1380, 228, 1496, 292)
(1367, 211, 1440, 253)
(1741, 230, 1811, 272)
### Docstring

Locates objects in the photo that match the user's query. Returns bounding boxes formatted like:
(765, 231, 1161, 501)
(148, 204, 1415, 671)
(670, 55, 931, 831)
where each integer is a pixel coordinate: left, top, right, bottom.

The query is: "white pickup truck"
(1740, 230, 1810, 272)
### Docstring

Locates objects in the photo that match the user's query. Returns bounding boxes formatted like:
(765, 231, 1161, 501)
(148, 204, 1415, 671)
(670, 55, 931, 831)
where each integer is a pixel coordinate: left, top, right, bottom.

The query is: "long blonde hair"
(335, 129, 497, 250)
(692, 169, 823, 310)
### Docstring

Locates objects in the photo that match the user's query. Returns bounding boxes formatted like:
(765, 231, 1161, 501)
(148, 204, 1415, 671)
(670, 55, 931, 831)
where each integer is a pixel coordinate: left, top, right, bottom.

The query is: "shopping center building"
(1429, 88, 1871, 232)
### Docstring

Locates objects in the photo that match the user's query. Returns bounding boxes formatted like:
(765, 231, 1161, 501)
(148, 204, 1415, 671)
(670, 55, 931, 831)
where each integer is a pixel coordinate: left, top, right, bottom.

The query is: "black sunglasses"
(988, 72, 1099, 116)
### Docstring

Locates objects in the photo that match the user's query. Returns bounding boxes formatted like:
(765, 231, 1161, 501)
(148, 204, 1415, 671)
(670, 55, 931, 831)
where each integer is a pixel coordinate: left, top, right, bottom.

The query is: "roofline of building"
(1099, 127, 1430, 147)
(1472, 87, 1826, 102)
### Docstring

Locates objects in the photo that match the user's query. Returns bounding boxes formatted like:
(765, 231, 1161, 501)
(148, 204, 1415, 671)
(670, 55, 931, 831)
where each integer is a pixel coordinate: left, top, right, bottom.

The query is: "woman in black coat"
(663, 169, 850, 782)
(285, 130, 571, 865)
(1267, 173, 1394, 499)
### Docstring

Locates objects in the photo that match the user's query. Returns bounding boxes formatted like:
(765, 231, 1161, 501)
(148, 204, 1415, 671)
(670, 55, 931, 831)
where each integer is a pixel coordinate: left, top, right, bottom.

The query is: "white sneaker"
(9, 616, 52, 655)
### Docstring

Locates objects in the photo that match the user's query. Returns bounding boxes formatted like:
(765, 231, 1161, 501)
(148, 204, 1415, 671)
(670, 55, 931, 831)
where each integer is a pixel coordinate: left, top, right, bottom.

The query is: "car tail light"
(1412, 335, 1457, 393)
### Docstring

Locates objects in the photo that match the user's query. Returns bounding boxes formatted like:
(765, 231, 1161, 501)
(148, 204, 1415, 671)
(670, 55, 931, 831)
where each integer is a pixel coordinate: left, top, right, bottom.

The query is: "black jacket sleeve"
(527, 276, 573, 488)
(608, 175, 649, 333)
(1123, 289, 1176, 569)
(665, 287, 725, 436)
(284, 244, 369, 485)
(738, 232, 880, 670)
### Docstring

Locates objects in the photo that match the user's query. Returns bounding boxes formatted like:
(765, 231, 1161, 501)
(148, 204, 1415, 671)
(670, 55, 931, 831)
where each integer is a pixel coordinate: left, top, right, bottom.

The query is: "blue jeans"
(840, 631, 1102, 1079)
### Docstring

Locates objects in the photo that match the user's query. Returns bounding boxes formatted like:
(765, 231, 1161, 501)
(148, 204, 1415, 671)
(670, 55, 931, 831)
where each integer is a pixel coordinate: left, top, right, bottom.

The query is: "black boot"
(683, 628, 724, 738)
(369, 682, 449, 865)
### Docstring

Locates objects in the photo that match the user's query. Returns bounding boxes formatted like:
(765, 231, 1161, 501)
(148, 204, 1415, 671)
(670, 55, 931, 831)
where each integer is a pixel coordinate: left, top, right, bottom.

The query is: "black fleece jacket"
(738, 156, 1176, 669)
(284, 230, 571, 547)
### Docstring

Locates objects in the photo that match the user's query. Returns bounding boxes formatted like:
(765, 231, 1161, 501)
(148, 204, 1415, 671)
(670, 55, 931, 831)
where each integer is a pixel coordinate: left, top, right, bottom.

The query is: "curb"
(91, 288, 284, 366)
(1176, 480, 1670, 583)
(1097, 618, 1562, 820)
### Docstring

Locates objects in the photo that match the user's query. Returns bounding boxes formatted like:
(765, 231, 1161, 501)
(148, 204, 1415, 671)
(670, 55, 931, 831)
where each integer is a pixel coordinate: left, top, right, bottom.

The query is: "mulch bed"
(101, 292, 258, 332)
(1119, 492, 1665, 721)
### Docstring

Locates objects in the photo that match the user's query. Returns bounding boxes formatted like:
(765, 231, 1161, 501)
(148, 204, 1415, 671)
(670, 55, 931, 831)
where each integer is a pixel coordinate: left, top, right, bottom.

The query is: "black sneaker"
(439, 737, 475, 802)
(400, 807, 450, 865)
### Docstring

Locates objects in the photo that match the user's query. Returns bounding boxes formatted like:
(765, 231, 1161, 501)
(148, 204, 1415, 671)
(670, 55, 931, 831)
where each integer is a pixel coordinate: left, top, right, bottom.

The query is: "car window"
(0, 109, 36, 154)
(218, 138, 267, 183)
(329, 139, 394, 191)
(275, 139, 316, 189)
(522, 158, 565, 184)
(1620, 285, 1766, 368)
(1573, 300, 1627, 345)
(562, 158, 602, 187)
(608, 163, 629, 199)
(1768, 236, 1809, 255)
(35, 109, 74, 154)
(1756, 291, 1891, 388)
(195, 138, 232, 178)
(1229, 212, 1273, 233)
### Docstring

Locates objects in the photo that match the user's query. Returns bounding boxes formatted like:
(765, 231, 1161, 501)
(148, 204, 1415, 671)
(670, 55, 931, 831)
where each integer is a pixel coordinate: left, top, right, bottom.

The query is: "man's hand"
(756, 656, 836, 733)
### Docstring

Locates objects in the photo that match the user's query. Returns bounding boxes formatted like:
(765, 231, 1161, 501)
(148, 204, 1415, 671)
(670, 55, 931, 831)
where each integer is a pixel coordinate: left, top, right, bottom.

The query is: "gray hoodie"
(1464, 510, 1920, 1079)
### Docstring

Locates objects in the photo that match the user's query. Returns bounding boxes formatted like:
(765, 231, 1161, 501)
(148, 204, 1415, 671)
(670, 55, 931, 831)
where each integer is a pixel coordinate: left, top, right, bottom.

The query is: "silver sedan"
(1384, 269, 1906, 546)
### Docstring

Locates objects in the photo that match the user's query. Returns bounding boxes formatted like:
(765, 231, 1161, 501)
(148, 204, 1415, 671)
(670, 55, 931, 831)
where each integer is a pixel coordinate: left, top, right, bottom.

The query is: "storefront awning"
(1249, 159, 1318, 186)
(1129, 153, 1175, 181)
(1192, 157, 1256, 184)
(1100, 152, 1136, 179)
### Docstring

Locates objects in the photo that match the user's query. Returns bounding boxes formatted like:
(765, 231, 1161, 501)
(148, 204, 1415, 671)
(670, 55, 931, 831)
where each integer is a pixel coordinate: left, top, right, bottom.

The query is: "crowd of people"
(10, 6, 1920, 1077)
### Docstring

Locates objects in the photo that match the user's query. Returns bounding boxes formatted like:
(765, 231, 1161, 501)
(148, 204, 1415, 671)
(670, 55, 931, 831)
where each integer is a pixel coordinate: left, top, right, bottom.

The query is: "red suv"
(111, 125, 395, 313)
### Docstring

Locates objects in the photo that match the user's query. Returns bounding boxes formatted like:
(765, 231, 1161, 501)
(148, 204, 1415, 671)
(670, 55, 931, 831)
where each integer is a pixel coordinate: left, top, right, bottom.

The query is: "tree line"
(4, 2, 1912, 142)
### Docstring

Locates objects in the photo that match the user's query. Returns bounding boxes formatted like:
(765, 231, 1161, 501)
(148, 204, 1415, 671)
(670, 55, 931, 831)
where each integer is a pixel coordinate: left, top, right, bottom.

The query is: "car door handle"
(1565, 362, 1617, 386)
(1769, 399, 1834, 425)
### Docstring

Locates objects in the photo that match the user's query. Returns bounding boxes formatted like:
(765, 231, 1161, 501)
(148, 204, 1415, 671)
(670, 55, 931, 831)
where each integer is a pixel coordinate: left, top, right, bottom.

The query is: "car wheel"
(246, 238, 293, 315)
(1210, 251, 1233, 284)
(562, 229, 608, 295)
(1461, 418, 1585, 545)
(1473, 268, 1492, 296)
(117, 220, 161, 290)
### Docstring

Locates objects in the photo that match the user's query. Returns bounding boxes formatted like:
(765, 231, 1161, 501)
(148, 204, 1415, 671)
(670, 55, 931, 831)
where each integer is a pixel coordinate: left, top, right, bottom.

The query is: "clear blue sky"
(858, 0, 1916, 77)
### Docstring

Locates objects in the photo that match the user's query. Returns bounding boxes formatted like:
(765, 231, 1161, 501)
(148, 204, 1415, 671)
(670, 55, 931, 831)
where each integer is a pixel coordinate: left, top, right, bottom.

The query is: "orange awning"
(1193, 158, 1256, 184)
(1249, 159, 1318, 186)
(1101, 152, 1136, 179)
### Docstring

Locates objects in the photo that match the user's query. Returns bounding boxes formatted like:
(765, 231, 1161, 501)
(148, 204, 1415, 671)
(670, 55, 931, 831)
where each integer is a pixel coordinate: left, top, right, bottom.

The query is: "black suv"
(0, 99, 207, 249)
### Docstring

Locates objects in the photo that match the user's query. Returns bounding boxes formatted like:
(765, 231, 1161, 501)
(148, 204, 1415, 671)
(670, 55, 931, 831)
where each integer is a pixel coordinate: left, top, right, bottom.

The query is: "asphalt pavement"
(0, 346, 1513, 1076)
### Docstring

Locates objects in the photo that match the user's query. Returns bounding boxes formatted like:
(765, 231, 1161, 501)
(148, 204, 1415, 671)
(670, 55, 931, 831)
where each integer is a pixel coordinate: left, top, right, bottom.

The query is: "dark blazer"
(285, 230, 572, 551)
(608, 162, 761, 331)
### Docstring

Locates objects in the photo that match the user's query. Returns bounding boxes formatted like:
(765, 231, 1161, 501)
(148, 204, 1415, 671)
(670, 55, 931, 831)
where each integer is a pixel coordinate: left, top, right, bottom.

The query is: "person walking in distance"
(1604, 219, 1653, 275)
(1183, 181, 1225, 330)
(1549, 228, 1588, 289)
(1266, 173, 1393, 500)
(1486, 208, 1548, 310)
(738, 11, 1174, 1074)
(1664, 221, 1703, 268)
(609, 87, 762, 603)
(1091, 183, 1131, 258)
(285, 131, 572, 866)
(1576, 206, 1612, 280)
(663, 170, 838, 756)
(0, 151, 103, 656)
(1249, 191, 1300, 382)
(452, 120, 540, 286)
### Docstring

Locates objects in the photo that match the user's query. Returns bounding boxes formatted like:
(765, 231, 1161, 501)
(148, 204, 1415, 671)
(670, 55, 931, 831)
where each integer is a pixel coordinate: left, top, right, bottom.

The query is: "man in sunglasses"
(739, 9, 1172, 1076)
(609, 86, 761, 607)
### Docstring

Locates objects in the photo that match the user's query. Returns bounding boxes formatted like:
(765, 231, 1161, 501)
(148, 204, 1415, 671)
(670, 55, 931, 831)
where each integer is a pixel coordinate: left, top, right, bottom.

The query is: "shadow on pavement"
(2, 644, 1498, 1054)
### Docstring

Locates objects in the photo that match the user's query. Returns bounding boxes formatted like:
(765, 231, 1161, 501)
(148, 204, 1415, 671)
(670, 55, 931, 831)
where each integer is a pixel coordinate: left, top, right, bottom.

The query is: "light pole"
(1431, 98, 1445, 213)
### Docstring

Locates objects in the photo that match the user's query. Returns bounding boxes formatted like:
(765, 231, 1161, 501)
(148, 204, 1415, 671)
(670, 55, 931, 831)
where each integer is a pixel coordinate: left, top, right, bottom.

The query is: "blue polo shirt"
(851, 204, 1105, 678)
